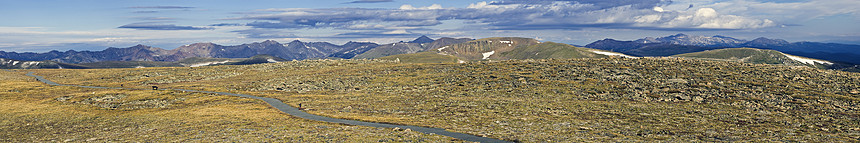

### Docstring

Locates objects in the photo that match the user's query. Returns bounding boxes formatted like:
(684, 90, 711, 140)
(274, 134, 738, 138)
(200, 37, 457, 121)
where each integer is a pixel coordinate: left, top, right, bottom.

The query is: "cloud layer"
(227, 0, 777, 38)
(346, 0, 393, 4)
(118, 23, 213, 30)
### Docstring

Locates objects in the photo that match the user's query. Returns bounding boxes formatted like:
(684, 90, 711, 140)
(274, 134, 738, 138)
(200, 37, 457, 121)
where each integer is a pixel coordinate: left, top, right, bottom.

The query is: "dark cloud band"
(346, 0, 394, 4)
(118, 23, 212, 30)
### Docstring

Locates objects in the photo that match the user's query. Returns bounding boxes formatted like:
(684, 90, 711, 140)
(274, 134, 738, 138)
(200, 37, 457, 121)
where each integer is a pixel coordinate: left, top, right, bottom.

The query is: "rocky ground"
(29, 57, 860, 142)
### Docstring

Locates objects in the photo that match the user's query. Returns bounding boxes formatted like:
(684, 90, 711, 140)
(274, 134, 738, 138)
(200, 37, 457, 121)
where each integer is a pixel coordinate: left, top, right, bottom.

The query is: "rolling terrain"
(21, 58, 860, 142)
(1, 55, 288, 69)
(0, 69, 452, 142)
(585, 34, 860, 64)
(672, 48, 860, 72)
(353, 36, 473, 59)
(672, 48, 831, 67)
(379, 37, 634, 63)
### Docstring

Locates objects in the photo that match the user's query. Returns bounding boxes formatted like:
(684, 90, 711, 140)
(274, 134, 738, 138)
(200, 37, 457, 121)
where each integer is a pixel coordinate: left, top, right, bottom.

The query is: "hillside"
(377, 52, 460, 63)
(586, 34, 860, 64)
(353, 42, 425, 59)
(353, 36, 472, 59)
(27, 58, 860, 142)
(0, 40, 380, 63)
(435, 37, 541, 61)
(1, 58, 90, 69)
(501, 42, 614, 59)
(672, 48, 831, 67)
(380, 37, 634, 63)
(0, 55, 288, 69)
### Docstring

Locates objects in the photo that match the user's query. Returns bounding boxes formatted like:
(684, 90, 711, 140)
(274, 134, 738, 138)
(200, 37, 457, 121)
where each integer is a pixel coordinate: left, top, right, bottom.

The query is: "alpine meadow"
(2, 0, 859, 142)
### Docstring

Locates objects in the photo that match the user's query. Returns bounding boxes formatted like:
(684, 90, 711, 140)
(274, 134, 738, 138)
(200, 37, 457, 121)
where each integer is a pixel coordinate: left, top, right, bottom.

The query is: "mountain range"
(377, 37, 631, 63)
(2, 34, 858, 72)
(353, 36, 473, 59)
(586, 34, 860, 64)
(0, 55, 289, 69)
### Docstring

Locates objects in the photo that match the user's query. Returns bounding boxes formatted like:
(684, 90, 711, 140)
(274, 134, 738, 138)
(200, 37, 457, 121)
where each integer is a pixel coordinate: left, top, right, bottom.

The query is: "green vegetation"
(501, 42, 609, 59)
(438, 37, 540, 61)
(1, 55, 289, 69)
(672, 48, 802, 65)
(26, 58, 860, 142)
(354, 43, 424, 59)
(0, 70, 452, 142)
(378, 52, 460, 63)
(80, 61, 186, 68)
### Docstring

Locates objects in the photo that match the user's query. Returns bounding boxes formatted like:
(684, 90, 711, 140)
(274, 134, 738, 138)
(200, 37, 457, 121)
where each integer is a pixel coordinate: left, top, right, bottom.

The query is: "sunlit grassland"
(27, 58, 860, 142)
(0, 70, 453, 142)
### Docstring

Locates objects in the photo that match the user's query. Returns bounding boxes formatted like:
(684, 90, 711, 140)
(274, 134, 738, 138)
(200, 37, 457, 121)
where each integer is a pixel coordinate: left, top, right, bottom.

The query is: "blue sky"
(1, 0, 858, 52)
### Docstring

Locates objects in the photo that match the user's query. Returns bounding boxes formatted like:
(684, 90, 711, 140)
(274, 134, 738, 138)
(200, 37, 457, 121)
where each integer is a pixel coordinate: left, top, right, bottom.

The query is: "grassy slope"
(500, 42, 609, 59)
(377, 52, 460, 63)
(353, 43, 424, 59)
(672, 48, 792, 64)
(440, 37, 541, 61)
(79, 61, 186, 68)
(29, 59, 860, 142)
(0, 70, 451, 142)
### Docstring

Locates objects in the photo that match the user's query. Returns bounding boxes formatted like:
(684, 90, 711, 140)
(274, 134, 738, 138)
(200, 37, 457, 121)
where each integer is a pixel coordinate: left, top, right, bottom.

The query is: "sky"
(1, 0, 858, 52)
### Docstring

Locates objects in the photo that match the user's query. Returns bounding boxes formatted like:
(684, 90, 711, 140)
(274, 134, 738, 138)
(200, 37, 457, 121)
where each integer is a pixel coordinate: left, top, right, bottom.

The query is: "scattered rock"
(86, 138, 98, 141)
(693, 96, 704, 103)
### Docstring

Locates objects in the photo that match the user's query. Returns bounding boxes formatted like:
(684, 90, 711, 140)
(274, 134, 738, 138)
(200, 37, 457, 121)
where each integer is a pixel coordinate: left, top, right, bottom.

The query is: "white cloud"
(693, 0, 860, 21)
(382, 29, 410, 34)
(0, 26, 249, 52)
(661, 8, 775, 29)
(653, 7, 665, 12)
(399, 4, 444, 10)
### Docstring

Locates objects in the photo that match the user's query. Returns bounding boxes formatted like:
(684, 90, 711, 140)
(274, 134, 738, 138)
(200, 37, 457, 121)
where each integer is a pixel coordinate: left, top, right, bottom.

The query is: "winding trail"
(25, 72, 509, 143)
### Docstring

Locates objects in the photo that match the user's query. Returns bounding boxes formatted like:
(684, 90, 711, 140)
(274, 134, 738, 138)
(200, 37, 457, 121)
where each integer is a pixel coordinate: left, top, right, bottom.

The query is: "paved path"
(26, 72, 509, 143)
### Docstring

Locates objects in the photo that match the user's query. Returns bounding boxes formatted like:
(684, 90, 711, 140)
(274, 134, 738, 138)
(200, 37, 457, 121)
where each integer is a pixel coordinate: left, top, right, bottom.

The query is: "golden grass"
(0, 70, 453, 142)
(20, 58, 860, 142)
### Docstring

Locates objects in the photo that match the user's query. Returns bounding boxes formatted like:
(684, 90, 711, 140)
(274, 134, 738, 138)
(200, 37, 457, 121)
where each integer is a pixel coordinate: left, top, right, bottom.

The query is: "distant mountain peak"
(669, 33, 689, 37)
(713, 35, 731, 38)
(652, 33, 747, 47)
(409, 35, 435, 43)
(744, 37, 790, 48)
(261, 40, 280, 44)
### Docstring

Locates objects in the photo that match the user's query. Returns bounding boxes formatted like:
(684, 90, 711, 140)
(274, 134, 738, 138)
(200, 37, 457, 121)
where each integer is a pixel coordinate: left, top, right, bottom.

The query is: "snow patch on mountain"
(23, 61, 40, 66)
(782, 53, 832, 65)
(438, 46, 448, 52)
(482, 51, 495, 60)
(592, 50, 638, 58)
(190, 60, 231, 67)
(267, 59, 279, 63)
